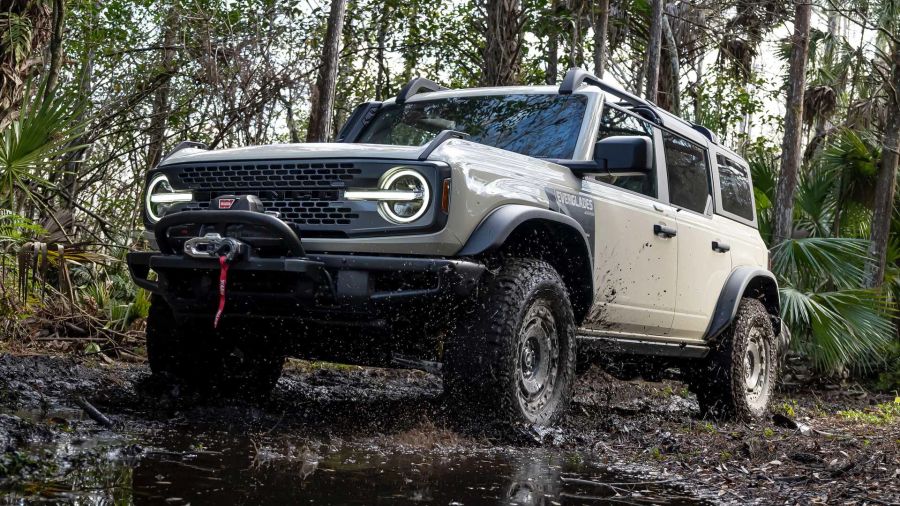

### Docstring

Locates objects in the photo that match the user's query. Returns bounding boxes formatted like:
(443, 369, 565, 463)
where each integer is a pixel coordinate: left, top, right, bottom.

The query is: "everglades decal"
(547, 188, 596, 255)
(555, 189, 594, 214)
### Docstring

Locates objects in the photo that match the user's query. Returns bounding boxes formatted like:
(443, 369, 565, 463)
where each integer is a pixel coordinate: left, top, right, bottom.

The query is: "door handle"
(653, 224, 677, 238)
(712, 241, 731, 253)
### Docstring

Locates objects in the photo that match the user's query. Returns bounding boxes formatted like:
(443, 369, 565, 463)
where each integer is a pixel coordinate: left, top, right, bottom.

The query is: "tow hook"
(183, 233, 248, 262)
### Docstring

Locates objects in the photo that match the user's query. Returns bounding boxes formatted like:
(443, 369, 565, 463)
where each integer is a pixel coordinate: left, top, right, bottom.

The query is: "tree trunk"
(644, 0, 663, 102)
(146, 6, 178, 170)
(660, 15, 680, 115)
(0, 1, 53, 129)
(592, 0, 609, 77)
(306, 0, 347, 143)
(481, 0, 522, 86)
(374, 3, 390, 100)
(571, 1, 583, 68)
(547, 31, 559, 84)
(864, 47, 900, 288)
(42, 0, 66, 102)
(772, 1, 812, 246)
(283, 92, 301, 144)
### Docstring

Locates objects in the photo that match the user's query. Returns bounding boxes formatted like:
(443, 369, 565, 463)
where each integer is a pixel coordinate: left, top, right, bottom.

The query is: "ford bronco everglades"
(128, 68, 787, 425)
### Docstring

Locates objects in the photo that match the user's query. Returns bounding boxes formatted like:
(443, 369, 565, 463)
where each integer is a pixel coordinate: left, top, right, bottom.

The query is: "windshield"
(357, 94, 587, 159)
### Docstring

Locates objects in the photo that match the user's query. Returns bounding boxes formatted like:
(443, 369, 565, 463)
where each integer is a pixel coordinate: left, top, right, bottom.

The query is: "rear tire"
(443, 258, 576, 427)
(688, 298, 778, 420)
(146, 295, 285, 398)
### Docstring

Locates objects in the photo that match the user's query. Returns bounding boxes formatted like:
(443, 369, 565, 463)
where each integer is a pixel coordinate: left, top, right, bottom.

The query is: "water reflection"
(4, 427, 710, 505)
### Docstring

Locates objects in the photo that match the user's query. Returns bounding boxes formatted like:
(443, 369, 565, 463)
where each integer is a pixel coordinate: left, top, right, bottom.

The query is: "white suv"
(128, 67, 787, 425)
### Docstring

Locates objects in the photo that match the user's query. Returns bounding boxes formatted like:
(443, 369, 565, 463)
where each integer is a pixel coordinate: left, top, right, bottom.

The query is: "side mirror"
(592, 136, 653, 172)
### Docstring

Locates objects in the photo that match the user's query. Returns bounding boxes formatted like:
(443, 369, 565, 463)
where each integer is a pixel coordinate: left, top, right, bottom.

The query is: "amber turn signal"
(441, 178, 451, 214)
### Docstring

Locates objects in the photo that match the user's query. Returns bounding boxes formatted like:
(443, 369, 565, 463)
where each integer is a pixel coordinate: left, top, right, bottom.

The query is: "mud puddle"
(0, 355, 714, 504)
(3, 427, 709, 505)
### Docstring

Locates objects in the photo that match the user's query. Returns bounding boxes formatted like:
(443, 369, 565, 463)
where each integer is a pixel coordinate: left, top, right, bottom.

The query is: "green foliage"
(0, 84, 86, 208)
(0, 12, 34, 64)
(821, 129, 880, 179)
(875, 342, 900, 392)
(773, 237, 895, 373)
(771, 237, 869, 290)
(79, 269, 147, 332)
(838, 397, 900, 425)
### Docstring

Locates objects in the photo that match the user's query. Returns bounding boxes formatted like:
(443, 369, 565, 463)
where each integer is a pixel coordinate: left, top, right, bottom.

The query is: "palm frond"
(770, 237, 870, 290)
(794, 168, 837, 237)
(781, 287, 895, 373)
(0, 83, 89, 207)
(821, 128, 880, 178)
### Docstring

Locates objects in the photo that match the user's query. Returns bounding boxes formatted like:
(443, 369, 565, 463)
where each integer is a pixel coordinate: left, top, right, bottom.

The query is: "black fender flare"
(457, 204, 595, 316)
(458, 204, 591, 258)
(704, 266, 781, 342)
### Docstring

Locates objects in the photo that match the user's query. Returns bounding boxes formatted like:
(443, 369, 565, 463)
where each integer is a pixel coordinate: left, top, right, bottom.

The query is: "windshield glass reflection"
(359, 94, 587, 159)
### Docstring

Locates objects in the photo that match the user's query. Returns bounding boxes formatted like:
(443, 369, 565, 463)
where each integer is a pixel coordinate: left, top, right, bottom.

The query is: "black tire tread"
(691, 297, 777, 421)
(443, 258, 577, 426)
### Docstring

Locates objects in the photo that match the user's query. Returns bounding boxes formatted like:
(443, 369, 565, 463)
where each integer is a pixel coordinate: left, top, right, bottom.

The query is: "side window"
(662, 132, 711, 213)
(593, 106, 657, 198)
(716, 154, 754, 220)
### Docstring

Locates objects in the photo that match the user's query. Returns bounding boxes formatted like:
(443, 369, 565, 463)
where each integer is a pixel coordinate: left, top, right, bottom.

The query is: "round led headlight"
(377, 169, 430, 223)
(145, 174, 193, 223)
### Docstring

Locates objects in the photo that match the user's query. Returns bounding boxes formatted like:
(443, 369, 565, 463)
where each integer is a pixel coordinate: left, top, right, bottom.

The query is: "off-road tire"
(443, 258, 577, 427)
(146, 295, 285, 398)
(688, 298, 778, 420)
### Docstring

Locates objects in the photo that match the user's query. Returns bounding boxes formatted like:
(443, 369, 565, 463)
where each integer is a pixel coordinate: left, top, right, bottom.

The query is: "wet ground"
(0, 354, 897, 505)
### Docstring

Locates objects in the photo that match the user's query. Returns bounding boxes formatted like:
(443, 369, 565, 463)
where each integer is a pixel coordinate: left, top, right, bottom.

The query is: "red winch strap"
(213, 255, 230, 328)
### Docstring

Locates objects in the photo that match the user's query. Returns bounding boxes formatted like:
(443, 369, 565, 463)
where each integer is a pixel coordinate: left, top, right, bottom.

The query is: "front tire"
(688, 298, 778, 420)
(443, 258, 577, 427)
(146, 295, 285, 398)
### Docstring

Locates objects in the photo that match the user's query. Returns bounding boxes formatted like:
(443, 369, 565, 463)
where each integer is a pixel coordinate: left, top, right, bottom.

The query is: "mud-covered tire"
(688, 298, 778, 420)
(145, 295, 285, 398)
(443, 258, 577, 427)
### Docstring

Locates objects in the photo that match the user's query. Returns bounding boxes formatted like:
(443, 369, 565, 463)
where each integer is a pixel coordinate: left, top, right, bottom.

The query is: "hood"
(159, 142, 427, 166)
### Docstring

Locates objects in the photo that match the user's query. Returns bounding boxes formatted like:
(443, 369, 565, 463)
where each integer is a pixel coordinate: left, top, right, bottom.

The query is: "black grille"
(175, 162, 362, 190)
(184, 200, 359, 226)
(157, 158, 443, 238)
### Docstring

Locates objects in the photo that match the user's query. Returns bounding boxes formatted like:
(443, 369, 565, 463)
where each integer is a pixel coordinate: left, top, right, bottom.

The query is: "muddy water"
(0, 356, 714, 505)
(4, 427, 709, 505)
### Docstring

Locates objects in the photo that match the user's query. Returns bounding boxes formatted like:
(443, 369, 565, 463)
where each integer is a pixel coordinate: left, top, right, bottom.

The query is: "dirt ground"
(0, 352, 897, 504)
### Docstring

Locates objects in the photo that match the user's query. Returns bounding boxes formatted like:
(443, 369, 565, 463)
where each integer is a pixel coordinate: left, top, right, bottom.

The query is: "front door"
(582, 183, 679, 336)
(578, 105, 678, 336)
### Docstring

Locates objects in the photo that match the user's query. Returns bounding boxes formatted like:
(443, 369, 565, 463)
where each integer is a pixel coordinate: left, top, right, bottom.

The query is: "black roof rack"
(396, 77, 448, 104)
(560, 68, 722, 145)
(691, 124, 718, 143)
(559, 68, 661, 123)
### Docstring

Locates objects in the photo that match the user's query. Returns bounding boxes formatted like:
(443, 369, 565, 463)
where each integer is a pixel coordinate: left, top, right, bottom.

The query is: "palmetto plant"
(0, 82, 86, 211)
(753, 140, 896, 373)
(773, 238, 895, 373)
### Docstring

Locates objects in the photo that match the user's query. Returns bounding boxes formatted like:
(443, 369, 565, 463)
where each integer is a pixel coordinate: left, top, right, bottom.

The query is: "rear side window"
(662, 132, 711, 213)
(716, 154, 754, 220)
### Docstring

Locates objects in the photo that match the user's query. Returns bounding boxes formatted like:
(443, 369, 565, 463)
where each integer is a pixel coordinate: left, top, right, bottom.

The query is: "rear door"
(711, 152, 769, 270)
(661, 131, 732, 341)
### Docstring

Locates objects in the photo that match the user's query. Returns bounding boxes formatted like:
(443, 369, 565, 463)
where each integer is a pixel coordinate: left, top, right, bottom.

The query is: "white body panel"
(669, 211, 733, 340)
(580, 180, 678, 335)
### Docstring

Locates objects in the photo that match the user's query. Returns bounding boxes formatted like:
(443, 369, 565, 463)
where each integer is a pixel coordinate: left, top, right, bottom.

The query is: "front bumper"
(127, 210, 485, 321)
